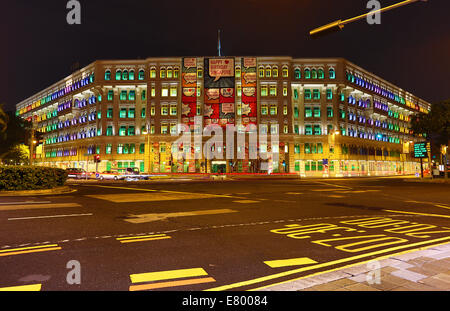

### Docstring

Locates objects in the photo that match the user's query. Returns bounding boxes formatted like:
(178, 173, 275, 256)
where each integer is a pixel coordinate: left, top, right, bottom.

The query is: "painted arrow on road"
(124, 209, 238, 224)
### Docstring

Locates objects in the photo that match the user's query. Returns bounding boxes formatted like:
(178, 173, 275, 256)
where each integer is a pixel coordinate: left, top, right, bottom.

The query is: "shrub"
(0, 166, 68, 191)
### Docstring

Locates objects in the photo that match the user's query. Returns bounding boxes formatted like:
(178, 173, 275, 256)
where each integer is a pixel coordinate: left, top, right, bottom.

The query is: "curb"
(0, 186, 76, 197)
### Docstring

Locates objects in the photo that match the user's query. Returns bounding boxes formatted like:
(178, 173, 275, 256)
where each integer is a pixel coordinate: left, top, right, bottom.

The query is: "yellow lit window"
(161, 87, 169, 97)
(160, 68, 166, 78)
(259, 67, 264, 78)
(283, 106, 288, 115)
(174, 68, 179, 78)
(151, 106, 155, 115)
(170, 105, 177, 115)
(269, 85, 277, 96)
(170, 86, 177, 97)
(282, 67, 289, 78)
(261, 86, 268, 97)
(196, 87, 201, 97)
(235, 67, 241, 78)
(150, 68, 156, 78)
(265, 68, 271, 78)
(283, 86, 288, 96)
(270, 105, 277, 115)
(237, 85, 242, 97)
(167, 69, 173, 78)
(197, 68, 203, 78)
(161, 125, 168, 134)
(161, 105, 169, 115)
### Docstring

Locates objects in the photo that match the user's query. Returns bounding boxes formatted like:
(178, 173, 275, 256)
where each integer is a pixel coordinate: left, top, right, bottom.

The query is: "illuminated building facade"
(16, 57, 431, 176)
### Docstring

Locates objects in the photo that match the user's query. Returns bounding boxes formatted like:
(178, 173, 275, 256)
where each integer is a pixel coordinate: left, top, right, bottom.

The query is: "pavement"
(0, 176, 449, 291)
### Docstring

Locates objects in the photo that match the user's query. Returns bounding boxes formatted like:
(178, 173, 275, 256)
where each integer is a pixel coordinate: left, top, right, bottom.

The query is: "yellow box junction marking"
(129, 267, 216, 291)
(0, 203, 81, 211)
(117, 234, 171, 243)
(0, 284, 42, 291)
(86, 192, 227, 203)
(0, 244, 61, 257)
(384, 209, 450, 219)
(204, 236, 450, 291)
(264, 257, 317, 268)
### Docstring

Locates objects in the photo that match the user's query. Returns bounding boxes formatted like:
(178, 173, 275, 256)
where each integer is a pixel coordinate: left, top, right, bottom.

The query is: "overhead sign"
(414, 142, 428, 158)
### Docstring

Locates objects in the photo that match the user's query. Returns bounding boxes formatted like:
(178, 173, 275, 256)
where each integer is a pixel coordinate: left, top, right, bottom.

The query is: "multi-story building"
(16, 57, 431, 177)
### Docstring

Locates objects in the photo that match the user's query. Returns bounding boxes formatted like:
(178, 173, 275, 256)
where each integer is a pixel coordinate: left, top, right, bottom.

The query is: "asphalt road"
(0, 177, 449, 291)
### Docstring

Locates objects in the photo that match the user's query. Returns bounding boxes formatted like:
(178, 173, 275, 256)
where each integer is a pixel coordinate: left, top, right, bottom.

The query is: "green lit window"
(122, 70, 128, 80)
(294, 144, 300, 154)
(294, 68, 301, 79)
(129, 90, 136, 101)
(141, 108, 146, 118)
(311, 69, 317, 79)
(120, 91, 127, 101)
(129, 144, 135, 154)
(142, 90, 146, 100)
(97, 111, 102, 119)
(120, 108, 127, 118)
(326, 89, 333, 100)
(138, 70, 145, 80)
(293, 89, 298, 100)
(140, 144, 145, 154)
(105, 70, 111, 80)
(261, 86, 268, 97)
(313, 107, 321, 118)
(305, 107, 312, 118)
(305, 125, 312, 135)
(314, 125, 322, 135)
(128, 126, 135, 136)
(340, 109, 345, 119)
(305, 89, 311, 100)
(329, 68, 336, 79)
(305, 143, 311, 154)
(107, 90, 114, 101)
(304, 69, 311, 79)
(107, 108, 113, 118)
(106, 144, 112, 154)
(123, 144, 129, 154)
(116, 70, 122, 80)
(294, 124, 299, 134)
(119, 126, 126, 136)
(128, 108, 135, 118)
(318, 69, 324, 79)
(129, 70, 135, 80)
(313, 89, 320, 100)
(327, 107, 333, 118)
(106, 126, 113, 136)
(317, 143, 323, 154)
(294, 106, 299, 118)
(340, 93, 345, 102)
(261, 104, 268, 115)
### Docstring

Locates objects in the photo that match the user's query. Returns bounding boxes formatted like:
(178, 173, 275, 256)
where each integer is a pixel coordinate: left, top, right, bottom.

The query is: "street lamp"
(310, 0, 427, 37)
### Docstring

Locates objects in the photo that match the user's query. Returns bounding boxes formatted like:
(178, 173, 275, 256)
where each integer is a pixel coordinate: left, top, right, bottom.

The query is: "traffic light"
(94, 155, 101, 163)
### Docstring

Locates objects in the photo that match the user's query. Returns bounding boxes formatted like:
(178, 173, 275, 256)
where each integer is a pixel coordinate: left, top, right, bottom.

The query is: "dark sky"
(1, 0, 449, 112)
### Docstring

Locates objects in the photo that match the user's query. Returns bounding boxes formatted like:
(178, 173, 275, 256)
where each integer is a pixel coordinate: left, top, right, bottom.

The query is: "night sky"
(1, 0, 449, 112)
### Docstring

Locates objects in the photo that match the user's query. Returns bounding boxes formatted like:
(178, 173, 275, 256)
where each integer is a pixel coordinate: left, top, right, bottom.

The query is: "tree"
(0, 107, 32, 161)
(410, 99, 450, 177)
(1, 145, 30, 165)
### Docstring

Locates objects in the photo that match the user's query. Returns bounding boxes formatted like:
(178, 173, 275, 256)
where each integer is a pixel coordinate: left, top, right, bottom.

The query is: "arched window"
(272, 66, 278, 78)
(265, 67, 272, 78)
(174, 68, 179, 78)
(122, 70, 129, 80)
(160, 67, 166, 78)
(129, 70, 135, 80)
(311, 69, 317, 79)
(167, 67, 173, 78)
(116, 70, 122, 81)
(329, 68, 336, 79)
(150, 68, 156, 78)
(138, 69, 145, 80)
(304, 68, 311, 79)
(294, 68, 301, 79)
(282, 66, 289, 78)
(235, 67, 241, 78)
(318, 68, 324, 79)
(105, 70, 111, 80)
(259, 66, 264, 78)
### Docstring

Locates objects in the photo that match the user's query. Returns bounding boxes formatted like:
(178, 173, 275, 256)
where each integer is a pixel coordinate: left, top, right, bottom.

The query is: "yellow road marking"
(384, 209, 450, 219)
(0, 244, 59, 254)
(88, 185, 157, 192)
(285, 192, 303, 195)
(0, 203, 81, 211)
(0, 247, 61, 257)
(251, 239, 450, 291)
(117, 234, 168, 241)
(125, 209, 237, 224)
(130, 268, 208, 284)
(0, 284, 42, 291)
(328, 195, 345, 198)
(204, 236, 450, 291)
(119, 236, 172, 244)
(129, 277, 216, 291)
(435, 204, 450, 210)
(264, 257, 317, 268)
(232, 200, 260, 204)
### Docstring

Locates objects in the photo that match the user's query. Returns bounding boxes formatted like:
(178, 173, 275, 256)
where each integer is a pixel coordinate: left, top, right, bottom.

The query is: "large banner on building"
(182, 57, 197, 127)
(241, 57, 257, 126)
(204, 58, 235, 127)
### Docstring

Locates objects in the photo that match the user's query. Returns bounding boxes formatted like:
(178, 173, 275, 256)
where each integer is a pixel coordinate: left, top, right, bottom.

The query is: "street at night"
(0, 176, 449, 291)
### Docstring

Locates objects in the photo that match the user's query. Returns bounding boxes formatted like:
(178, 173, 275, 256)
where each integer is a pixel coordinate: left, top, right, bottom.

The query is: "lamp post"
(310, 0, 426, 37)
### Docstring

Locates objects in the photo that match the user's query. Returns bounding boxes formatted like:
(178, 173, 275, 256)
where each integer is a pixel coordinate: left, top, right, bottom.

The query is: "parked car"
(66, 168, 89, 179)
(96, 171, 120, 180)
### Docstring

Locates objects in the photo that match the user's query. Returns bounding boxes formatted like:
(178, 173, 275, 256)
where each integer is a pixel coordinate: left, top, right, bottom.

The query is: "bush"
(0, 166, 68, 191)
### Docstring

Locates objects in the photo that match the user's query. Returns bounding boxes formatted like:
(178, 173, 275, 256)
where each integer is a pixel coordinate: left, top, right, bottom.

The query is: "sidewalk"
(262, 243, 450, 291)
